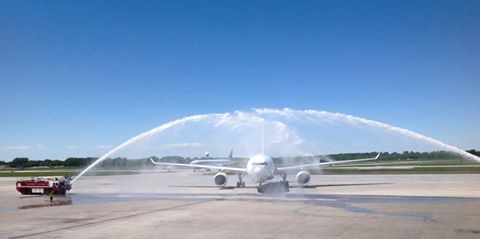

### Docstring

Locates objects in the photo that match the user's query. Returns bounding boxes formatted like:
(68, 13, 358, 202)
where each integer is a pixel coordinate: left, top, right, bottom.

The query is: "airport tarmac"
(1, 171, 480, 238)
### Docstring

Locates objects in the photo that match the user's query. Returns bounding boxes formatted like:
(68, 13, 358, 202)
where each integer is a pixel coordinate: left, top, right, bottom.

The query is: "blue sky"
(1, 1, 479, 160)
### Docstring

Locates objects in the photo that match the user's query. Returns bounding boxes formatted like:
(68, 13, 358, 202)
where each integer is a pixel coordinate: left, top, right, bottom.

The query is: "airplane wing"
(277, 153, 380, 172)
(150, 158, 247, 172)
(190, 159, 232, 164)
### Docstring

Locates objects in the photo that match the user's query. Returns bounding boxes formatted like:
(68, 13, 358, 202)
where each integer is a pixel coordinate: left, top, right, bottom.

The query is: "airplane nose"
(253, 167, 262, 173)
(251, 166, 267, 181)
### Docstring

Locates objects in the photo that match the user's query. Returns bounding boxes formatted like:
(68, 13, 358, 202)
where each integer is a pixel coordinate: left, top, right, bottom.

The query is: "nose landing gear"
(257, 181, 289, 194)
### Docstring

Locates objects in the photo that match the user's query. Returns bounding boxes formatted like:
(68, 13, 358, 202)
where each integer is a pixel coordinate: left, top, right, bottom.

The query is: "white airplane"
(190, 150, 235, 172)
(150, 147, 380, 193)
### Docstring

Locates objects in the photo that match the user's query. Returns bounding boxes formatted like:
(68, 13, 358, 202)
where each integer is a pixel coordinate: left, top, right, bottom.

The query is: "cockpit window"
(252, 162, 267, 166)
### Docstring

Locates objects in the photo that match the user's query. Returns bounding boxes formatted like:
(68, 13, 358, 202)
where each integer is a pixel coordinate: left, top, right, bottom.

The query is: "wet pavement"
(2, 173, 480, 238)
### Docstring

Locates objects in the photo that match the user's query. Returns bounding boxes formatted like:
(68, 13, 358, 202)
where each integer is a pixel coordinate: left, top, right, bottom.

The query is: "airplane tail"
(261, 126, 265, 154)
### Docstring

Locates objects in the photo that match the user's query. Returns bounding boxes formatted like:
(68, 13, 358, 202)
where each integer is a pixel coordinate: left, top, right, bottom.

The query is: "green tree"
(9, 157, 29, 168)
(64, 157, 96, 167)
(467, 149, 480, 157)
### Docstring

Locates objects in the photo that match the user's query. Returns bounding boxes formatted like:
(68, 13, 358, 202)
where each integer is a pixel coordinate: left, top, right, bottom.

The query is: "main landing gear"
(236, 174, 246, 188)
(281, 173, 289, 188)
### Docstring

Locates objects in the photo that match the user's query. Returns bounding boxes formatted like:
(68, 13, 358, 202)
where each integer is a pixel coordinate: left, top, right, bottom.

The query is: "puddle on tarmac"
(17, 196, 73, 210)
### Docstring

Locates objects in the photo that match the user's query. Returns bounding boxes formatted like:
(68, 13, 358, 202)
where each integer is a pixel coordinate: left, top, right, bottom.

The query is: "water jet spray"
(71, 108, 480, 184)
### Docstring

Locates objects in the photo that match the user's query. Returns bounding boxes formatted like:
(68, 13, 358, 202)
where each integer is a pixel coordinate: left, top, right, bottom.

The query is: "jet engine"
(214, 172, 228, 187)
(296, 171, 310, 186)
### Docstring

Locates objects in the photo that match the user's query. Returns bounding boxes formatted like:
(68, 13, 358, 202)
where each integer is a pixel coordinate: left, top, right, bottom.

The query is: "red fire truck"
(16, 177, 72, 195)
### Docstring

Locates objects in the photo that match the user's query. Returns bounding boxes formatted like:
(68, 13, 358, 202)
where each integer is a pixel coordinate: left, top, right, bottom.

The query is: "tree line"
(1, 150, 479, 169)
(331, 150, 480, 161)
(0, 156, 186, 169)
(1, 157, 98, 169)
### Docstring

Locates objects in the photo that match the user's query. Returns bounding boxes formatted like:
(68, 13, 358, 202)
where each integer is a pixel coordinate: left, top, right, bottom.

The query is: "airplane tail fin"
(261, 126, 265, 154)
(229, 149, 233, 159)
